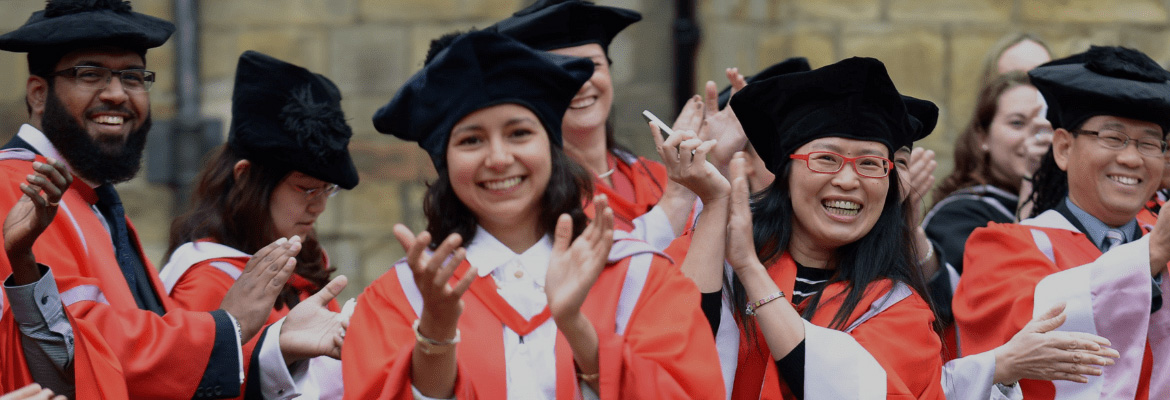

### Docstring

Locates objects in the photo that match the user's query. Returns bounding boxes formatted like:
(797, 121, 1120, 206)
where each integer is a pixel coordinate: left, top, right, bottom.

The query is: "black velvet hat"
(488, 0, 641, 54)
(373, 31, 594, 168)
(0, 0, 175, 74)
(717, 57, 811, 109)
(228, 51, 359, 190)
(899, 95, 939, 148)
(730, 57, 915, 174)
(1028, 46, 1170, 133)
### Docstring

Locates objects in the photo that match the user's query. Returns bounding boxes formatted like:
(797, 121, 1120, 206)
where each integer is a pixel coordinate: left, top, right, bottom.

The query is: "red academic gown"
(159, 240, 342, 399)
(0, 253, 129, 398)
(730, 253, 945, 400)
(341, 238, 723, 399)
(0, 150, 237, 399)
(584, 153, 667, 232)
(954, 210, 1168, 399)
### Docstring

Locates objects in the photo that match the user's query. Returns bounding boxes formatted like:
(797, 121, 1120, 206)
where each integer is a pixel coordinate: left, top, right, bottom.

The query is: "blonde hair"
(978, 33, 1052, 86)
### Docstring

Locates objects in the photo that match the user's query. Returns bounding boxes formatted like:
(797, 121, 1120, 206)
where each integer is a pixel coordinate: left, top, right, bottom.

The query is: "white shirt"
(467, 226, 558, 400)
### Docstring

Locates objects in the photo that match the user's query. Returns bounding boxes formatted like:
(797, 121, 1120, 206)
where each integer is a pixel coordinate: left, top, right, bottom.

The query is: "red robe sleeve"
(341, 265, 475, 399)
(591, 252, 724, 399)
(170, 260, 242, 313)
(0, 159, 227, 399)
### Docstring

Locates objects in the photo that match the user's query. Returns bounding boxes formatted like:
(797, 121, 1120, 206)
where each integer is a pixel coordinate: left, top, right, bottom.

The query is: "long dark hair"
(933, 72, 1032, 203)
(167, 145, 333, 310)
(1027, 144, 1068, 217)
(424, 142, 593, 247)
(731, 153, 933, 333)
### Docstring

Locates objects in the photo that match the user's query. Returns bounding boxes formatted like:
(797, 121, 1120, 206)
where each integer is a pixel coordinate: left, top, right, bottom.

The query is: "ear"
(1052, 128, 1073, 172)
(26, 76, 49, 120)
(233, 159, 251, 181)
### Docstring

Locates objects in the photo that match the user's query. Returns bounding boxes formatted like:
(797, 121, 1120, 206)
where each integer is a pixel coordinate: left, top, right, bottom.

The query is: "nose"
(1032, 115, 1053, 135)
(830, 162, 863, 191)
(97, 76, 130, 104)
(1116, 140, 1145, 168)
(485, 137, 513, 170)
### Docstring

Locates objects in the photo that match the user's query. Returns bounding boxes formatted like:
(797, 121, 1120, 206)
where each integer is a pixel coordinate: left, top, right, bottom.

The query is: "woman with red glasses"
(158, 51, 356, 399)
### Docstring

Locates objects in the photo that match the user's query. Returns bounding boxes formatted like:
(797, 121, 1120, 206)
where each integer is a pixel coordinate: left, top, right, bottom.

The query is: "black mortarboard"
(730, 57, 915, 174)
(717, 57, 811, 109)
(488, 0, 641, 55)
(0, 0, 174, 74)
(372, 31, 594, 168)
(899, 95, 939, 149)
(1029, 46, 1170, 133)
(228, 51, 359, 190)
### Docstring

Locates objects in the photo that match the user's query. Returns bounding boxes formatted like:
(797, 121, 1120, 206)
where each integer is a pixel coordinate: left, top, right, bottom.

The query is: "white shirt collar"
(16, 124, 81, 185)
(465, 225, 552, 281)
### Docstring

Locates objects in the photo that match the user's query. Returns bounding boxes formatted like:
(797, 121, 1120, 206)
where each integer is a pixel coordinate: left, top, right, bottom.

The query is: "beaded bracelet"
(745, 290, 785, 316)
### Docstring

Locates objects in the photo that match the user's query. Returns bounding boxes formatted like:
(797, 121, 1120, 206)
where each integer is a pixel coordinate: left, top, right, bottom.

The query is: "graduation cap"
(228, 50, 359, 190)
(716, 57, 811, 109)
(372, 31, 594, 168)
(0, 0, 175, 74)
(730, 57, 916, 174)
(488, 0, 641, 55)
(899, 94, 939, 149)
(1028, 45, 1170, 133)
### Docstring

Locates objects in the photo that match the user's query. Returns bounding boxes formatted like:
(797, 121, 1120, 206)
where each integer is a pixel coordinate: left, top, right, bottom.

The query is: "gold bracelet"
(412, 319, 460, 355)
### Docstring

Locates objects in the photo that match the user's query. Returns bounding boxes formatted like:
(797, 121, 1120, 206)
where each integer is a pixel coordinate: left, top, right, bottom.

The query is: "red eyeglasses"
(789, 151, 891, 178)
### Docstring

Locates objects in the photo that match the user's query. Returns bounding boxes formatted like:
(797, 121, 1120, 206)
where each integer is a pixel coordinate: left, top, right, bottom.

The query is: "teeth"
(1109, 175, 1139, 185)
(570, 97, 597, 109)
(93, 115, 123, 125)
(823, 200, 861, 216)
(484, 177, 522, 191)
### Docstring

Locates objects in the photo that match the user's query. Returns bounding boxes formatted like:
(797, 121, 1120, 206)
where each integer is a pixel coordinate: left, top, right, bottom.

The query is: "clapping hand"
(395, 224, 475, 341)
(546, 195, 615, 322)
(4, 158, 71, 285)
(280, 275, 350, 362)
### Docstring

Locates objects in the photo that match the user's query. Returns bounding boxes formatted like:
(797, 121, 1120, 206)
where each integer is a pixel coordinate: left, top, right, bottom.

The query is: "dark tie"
(94, 184, 165, 314)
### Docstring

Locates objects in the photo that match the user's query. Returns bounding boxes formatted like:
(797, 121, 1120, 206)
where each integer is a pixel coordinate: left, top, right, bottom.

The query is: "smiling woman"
(345, 30, 723, 400)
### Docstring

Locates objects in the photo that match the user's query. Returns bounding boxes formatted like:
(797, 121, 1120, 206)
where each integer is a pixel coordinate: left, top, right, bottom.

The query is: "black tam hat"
(899, 94, 939, 149)
(372, 31, 594, 168)
(488, 0, 641, 55)
(717, 57, 811, 109)
(0, 0, 175, 75)
(730, 57, 915, 174)
(228, 51, 359, 190)
(1029, 45, 1170, 133)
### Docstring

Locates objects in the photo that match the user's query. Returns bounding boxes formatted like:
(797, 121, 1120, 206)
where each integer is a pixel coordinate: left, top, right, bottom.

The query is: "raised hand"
(280, 275, 350, 362)
(0, 384, 65, 400)
(651, 123, 727, 203)
(394, 224, 475, 341)
(671, 94, 704, 133)
(546, 195, 615, 322)
(1149, 196, 1170, 276)
(4, 158, 71, 285)
(903, 147, 937, 226)
(221, 236, 301, 341)
(725, 152, 763, 274)
(993, 303, 1120, 385)
(698, 69, 751, 175)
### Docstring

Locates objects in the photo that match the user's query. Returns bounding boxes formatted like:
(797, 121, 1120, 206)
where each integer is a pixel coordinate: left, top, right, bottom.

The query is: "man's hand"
(4, 158, 71, 285)
(220, 236, 301, 342)
(993, 303, 1119, 385)
(279, 275, 349, 363)
(0, 384, 66, 400)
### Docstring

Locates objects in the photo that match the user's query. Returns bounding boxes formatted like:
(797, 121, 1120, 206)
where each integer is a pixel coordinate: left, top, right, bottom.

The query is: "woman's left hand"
(546, 195, 615, 322)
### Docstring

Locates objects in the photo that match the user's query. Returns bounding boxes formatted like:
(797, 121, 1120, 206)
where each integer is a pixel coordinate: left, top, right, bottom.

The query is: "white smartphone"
(642, 110, 674, 137)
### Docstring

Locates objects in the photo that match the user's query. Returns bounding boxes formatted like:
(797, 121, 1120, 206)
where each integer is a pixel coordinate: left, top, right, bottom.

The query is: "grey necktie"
(1102, 229, 1125, 252)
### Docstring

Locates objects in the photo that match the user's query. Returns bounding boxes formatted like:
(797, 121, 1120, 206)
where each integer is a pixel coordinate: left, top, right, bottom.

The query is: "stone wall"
(1, 0, 1168, 301)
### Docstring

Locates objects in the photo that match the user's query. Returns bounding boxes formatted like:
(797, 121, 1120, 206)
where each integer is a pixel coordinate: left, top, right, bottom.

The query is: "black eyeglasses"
(51, 66, 156, 92)
(789, 151, 892, 178)
(1074, 129, 1167, 158)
